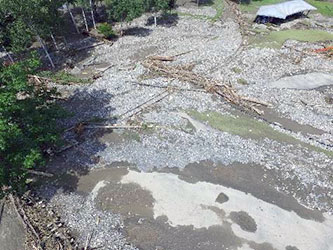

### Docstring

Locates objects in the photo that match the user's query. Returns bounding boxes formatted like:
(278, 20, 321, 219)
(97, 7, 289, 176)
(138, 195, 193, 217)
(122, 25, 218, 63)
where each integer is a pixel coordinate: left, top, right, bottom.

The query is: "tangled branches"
(142, 59, 269, 114)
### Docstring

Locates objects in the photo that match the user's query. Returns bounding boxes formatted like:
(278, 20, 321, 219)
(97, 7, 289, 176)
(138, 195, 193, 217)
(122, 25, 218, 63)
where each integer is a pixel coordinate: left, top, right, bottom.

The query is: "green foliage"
(97, 23, 117, 39)
(0, 55, 65, 195)
(146, 0, 170, 12)
(0, 0, 69, 52)
(307, 0, 333, 17)
(250, 29, 333, 48)
(105, 0, 144, 22)
(7, 18, 34, 53)
(105, 0, 171, 22)
(38, 71, 92, 85)
(76, 0, 90, 8)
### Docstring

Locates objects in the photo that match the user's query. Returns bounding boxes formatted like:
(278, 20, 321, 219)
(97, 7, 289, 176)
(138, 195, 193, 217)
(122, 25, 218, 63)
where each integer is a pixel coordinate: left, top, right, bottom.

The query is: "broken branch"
(142, 59, 267, 114)
(147, 55, 175, 61)
(27, 170, 54, 178)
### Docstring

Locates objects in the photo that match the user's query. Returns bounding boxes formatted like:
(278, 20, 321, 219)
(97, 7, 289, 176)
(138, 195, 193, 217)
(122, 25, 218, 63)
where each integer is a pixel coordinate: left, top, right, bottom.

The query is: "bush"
(97, 23, 117, 39)
(0, 55, 65, 195)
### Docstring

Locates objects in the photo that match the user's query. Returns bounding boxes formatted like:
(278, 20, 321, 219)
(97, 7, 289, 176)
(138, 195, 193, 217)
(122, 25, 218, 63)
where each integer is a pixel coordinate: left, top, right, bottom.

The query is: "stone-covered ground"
(1, 1, 333, 250)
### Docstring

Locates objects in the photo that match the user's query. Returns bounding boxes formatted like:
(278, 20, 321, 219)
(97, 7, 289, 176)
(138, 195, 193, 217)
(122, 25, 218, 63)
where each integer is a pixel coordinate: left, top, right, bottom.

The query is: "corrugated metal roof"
(256, 0, 317, 19)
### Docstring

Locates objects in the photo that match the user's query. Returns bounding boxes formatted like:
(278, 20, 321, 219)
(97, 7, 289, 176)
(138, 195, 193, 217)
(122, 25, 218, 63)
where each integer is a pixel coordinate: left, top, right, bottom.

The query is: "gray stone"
(215, 192, 229, 204)
(229, 211, 257, 233)
(0, 202, 26, 250)
(270, 73, 333, 90)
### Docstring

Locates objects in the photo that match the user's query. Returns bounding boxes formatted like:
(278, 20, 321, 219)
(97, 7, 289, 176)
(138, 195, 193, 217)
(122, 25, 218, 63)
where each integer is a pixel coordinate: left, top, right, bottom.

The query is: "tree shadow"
(146, 13, 179, 27)
(254, 13, 309, 25)
(36, 88, 116, 198)
(122, 27, 153, 37)
(195, 0, 214, 6)
(176, 0, 214, 7)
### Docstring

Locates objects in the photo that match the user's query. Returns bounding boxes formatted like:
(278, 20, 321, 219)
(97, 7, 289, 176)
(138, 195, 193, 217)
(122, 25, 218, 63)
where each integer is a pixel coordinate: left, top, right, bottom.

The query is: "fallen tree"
(142, 59, 270, 114)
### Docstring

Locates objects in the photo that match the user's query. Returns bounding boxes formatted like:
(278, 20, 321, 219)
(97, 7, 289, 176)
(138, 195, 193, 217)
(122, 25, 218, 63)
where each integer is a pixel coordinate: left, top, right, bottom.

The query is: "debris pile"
(8, 194, 79, 250)
(313, 46, 333, 58)
(142, 59, 270, 114)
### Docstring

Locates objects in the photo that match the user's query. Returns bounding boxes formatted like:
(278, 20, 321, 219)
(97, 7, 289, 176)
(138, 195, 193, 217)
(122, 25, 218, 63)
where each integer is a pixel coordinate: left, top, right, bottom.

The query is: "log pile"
(142, 59, 270, 114)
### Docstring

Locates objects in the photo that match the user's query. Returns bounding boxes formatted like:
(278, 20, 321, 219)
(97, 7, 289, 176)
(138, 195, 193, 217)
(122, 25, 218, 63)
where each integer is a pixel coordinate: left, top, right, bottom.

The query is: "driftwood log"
(142, 59, 269, 114)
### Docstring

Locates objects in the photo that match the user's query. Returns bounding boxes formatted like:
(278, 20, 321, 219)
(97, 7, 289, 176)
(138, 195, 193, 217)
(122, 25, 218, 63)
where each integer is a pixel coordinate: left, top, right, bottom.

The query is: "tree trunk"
(154, 15, 157, 27)
(36, 35, 55, 69)
(90, 0, 97, 29)
(2, 45, 14, 63)
(50, 33, 59, 51)
(63, 36, 68, 47)
(66, 3, 80, 34)
(81, 8, 89, 32)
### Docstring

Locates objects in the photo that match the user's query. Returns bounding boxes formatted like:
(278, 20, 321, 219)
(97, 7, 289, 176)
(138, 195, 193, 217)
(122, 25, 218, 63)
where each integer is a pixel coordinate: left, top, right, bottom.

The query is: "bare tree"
(66, 3, 80, 34)
(90, 0, 97, 29)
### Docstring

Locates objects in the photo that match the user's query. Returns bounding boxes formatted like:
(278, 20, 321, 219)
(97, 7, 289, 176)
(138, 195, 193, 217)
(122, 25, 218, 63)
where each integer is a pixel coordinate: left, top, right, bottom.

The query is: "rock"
(324, 95, 333, 104)
(253, 23, 267, 30)
(270, 72, 333, 90)
(215, 192, 229, 204)
(70, 66, 81, 75)
(0, 202, 26, 250)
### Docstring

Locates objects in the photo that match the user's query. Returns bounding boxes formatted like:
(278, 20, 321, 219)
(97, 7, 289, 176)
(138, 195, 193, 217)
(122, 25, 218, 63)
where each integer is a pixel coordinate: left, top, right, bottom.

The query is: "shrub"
(97, 23, 117, 39)
(0, 55, 65, 196)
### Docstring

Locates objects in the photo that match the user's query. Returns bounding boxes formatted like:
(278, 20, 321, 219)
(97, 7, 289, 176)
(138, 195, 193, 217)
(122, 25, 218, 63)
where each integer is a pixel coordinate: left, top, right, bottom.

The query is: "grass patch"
(237, 78, 248, 85)
(212, 0, 224, 21)
(240, 0, 283, 13)
(232, 67, 242, 73)
(38, 70, 92, 85)
(307, 0, 333, 17)
(250, 29, 333, 48)
(188, 110, 333, 157)
(240, 0, 333, 16)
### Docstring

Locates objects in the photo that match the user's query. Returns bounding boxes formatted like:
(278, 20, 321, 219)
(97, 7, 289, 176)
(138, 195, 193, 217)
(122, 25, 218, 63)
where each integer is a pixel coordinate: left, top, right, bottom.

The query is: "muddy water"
(73, 162, 333, 250)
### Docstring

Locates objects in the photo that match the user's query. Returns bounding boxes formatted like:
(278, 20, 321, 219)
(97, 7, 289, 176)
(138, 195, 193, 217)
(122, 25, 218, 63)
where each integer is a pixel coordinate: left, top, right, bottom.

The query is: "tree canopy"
(105, 0, 172, 22)
(0, 0, 70, 52)
(0, 55, 64, 195)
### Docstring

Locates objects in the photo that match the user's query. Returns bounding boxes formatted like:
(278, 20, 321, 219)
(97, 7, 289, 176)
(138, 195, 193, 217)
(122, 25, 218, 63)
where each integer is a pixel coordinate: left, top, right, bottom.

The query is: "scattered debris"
(28, 74, 88, 86)
(142, 59, 269, 114)
(147, 55, 175, 61)
(8, 193, 79, 250)
(313, 46, 333, 58)
(119, 89, 174, 120)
